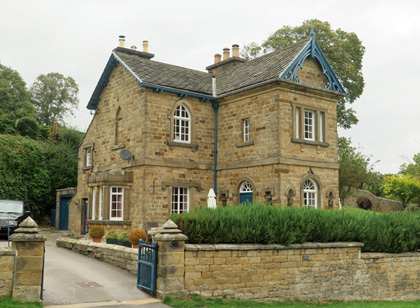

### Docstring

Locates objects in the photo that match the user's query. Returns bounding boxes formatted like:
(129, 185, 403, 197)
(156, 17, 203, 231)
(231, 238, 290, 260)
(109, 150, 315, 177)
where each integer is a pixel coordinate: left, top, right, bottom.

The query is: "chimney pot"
(223, 48, 230, 61)
(131, 45, 137, 50)
(143, 40, 149, 53)
(232, 44, 240, 57)
(214, 53, 222, 64)
(119, 35, 125, 48)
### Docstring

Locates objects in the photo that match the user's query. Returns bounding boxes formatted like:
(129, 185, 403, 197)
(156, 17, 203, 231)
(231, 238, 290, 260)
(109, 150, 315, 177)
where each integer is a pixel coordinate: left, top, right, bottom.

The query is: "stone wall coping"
(0, 247, 16, 256)
(185, 241, 364, 251)
(362, 251, 420, 259)
(57, 237, 138, 255)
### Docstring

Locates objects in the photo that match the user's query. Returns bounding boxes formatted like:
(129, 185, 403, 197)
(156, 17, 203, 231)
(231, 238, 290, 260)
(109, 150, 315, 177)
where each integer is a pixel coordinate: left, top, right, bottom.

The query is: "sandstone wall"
(0, 248, 16, 296)
(343, 188, 404, 212)
(183, 243, 420, 301)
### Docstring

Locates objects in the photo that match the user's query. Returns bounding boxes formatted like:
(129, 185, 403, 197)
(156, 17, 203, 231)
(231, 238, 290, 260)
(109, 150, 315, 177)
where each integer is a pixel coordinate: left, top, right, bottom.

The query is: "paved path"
(40, 230, 170, 308)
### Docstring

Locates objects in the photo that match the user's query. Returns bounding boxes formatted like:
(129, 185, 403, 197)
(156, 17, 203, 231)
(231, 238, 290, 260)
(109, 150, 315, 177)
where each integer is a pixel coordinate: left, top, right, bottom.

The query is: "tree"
(384, 175, 420, 208)
(16, 117, 39, 139)
(399, 153, 420, 180)
(241, 19, 365, 129)
(30, 73, 79, 126)
(0, 63, 34, 120)
(338, 137, 373, 201)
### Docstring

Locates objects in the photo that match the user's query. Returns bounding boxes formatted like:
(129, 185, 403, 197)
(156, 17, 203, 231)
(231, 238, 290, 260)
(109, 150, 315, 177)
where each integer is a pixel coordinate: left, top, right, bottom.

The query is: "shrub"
(89, 225, 105, 239)
(105, 229, 118, 240)
(118, 231, 130, 242)
(129, 229, 147, 244)
(16, 117, 39, 139)
(169, 204, 420, 253)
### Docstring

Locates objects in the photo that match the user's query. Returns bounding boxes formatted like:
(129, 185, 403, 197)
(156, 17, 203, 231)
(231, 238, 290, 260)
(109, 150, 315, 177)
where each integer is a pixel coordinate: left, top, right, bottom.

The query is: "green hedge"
(169, 204, 420, 253)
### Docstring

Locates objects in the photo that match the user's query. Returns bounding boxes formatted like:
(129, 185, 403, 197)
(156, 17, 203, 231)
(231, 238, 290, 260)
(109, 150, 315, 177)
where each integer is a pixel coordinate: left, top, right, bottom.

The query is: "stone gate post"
(10, 217, 46, 302)
(154, 219, 188, 299)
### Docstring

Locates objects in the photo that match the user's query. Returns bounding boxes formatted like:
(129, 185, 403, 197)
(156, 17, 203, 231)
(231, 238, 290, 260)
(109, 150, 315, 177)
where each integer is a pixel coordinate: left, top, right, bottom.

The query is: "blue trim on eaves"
(280, 36, 346, 94)
(86, 54, 214, 110)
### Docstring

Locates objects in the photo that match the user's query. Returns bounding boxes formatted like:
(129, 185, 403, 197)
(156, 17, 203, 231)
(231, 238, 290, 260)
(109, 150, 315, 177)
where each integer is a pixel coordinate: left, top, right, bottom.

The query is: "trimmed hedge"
(169, 204, 420, 253)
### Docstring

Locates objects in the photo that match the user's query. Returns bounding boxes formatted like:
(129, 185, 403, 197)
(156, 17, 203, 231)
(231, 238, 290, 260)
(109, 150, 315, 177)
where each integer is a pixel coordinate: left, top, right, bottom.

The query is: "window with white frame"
(303, 179, 317, 208)
(173, 105, 191, 143)
(243, 118, 250, 142)
(294, 106, 326, 144)
(304, 110, 315, 141)
(110, 186, 124, 220)
(98, 186, 103, 220)
(172, 187, 189, 214)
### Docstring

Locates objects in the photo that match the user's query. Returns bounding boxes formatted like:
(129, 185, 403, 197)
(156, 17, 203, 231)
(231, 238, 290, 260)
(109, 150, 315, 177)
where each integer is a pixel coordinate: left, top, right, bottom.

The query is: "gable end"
(280, 34, 345, 94)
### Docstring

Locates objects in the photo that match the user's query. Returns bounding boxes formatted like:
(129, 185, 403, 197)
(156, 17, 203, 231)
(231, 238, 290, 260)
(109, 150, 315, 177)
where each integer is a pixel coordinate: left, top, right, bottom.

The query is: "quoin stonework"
(68, 31, 345, 236)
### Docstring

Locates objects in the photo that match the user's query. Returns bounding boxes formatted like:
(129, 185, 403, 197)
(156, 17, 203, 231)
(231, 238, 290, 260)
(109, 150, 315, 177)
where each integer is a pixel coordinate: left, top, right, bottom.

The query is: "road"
(1, 230, 171, 308)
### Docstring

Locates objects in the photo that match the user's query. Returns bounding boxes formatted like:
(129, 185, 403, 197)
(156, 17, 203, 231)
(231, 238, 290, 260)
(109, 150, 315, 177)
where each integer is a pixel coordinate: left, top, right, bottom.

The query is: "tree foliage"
(30, 72, 79, 126)
(241, 19, 365, 129)
(0, 63, 34, 120)
(384, 175, 420, 207)
(400, 153, 420, 180)
(16, 117, 39, 139)
(338, 137, 373, 200)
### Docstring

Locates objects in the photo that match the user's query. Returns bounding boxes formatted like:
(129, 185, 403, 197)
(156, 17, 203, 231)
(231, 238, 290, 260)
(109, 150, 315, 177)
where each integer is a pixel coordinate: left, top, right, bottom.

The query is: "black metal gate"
(137, 240, 158, 296)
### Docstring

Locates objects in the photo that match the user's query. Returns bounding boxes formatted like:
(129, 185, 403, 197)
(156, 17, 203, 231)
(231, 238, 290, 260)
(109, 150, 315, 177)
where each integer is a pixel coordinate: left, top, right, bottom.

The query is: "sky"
(1, 0, 419, 174)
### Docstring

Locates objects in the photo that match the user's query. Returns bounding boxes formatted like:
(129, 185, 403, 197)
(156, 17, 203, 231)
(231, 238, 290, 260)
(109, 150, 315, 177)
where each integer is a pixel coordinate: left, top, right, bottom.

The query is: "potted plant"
(105, 229, 119, 244)
(89, 225, 105, 243)
(117, 231, 131, 247)
(129, 229, 147, 248)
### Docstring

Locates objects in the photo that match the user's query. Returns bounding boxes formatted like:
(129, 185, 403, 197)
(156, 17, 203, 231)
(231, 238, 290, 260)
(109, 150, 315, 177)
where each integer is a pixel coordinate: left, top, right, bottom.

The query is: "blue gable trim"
(87, 53, 214, 110)
(280, 35, 345, 94)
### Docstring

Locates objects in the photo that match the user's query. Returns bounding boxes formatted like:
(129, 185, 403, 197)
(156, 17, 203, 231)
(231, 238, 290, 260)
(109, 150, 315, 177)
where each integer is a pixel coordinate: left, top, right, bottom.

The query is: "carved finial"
(310, 26, 315, 38)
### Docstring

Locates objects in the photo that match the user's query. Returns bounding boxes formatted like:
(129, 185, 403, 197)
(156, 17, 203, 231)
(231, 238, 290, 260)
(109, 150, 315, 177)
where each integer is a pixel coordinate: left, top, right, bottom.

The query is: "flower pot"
(92, 238, 102, 243)
(120, 241, 131, 247)
(106, 239, 119, 245)
(132, 244, 139, 249)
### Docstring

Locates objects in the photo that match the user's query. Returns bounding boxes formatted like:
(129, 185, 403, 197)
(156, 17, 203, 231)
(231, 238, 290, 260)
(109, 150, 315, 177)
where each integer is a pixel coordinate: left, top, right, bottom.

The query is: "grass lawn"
(0, 297, 43, 308)
(163, 295, 420, 308)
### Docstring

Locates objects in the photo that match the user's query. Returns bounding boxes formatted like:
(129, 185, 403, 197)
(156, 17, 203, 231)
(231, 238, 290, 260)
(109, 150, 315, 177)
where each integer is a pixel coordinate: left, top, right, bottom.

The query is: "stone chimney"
(206, 44, 246, 75)
(119, 35, 125, 48)
(223, 48, 230, 61)
(232, 44, 240, 57)
(143, 40, 149, 53)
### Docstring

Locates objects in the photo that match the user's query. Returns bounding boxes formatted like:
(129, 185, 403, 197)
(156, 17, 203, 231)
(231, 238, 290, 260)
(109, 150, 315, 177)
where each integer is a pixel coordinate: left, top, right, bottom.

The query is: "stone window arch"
(284, 185, 296, 206)
(325, 189, 336, 209)
(239, 180, 253, 205)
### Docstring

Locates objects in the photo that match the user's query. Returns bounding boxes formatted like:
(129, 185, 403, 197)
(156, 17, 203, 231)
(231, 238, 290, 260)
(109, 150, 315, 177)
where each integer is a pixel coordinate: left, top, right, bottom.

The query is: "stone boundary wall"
(183, 242, 420, 301)
(56, 238, 138, 275)
(0, 247, 16, 296)
(343, 188, 403, 212)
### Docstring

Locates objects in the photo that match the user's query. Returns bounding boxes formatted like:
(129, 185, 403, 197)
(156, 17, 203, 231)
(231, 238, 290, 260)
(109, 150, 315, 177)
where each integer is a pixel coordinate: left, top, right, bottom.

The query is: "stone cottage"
(68, 31, 345, 236)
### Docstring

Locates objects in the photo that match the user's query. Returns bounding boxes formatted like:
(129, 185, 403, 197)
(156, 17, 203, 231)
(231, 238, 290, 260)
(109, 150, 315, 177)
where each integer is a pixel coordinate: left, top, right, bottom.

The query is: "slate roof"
(114, 50, 213, 95)
(215, 38, 310, 95)
(87, 36, 342, 110)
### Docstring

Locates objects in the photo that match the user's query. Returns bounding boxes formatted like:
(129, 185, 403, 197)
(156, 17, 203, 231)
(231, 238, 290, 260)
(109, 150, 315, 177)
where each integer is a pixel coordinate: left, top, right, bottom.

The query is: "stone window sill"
(236, 140, 254, 148)
(83, 166, 93, 171)
(291, 138, 329, 147)
(167, 141, 199, 150)
(112, 144, 126, 151)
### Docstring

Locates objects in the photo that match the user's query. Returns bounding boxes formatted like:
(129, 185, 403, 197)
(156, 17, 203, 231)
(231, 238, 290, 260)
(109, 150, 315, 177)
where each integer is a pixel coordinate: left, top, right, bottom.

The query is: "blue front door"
(59, 194, 72, 230)
(240, 192, 253, 205)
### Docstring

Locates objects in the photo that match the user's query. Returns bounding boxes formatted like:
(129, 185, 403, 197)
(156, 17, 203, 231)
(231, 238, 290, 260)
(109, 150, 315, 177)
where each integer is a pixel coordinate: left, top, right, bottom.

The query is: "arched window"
(239, 181, 253, 205)
(303, 179, 317, 208)
(173, 104, 191, 143)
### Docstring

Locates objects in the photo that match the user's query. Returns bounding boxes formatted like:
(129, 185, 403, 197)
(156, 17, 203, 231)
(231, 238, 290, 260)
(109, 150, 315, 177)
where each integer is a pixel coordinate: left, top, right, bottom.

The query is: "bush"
(89, 225, 105, 239)
(118, 231, 130, 242)
(105, 229, 118, 240)
(16, 117, 39, 139)
(169, 204, 420, 253)
(129, 229, 147, 244)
